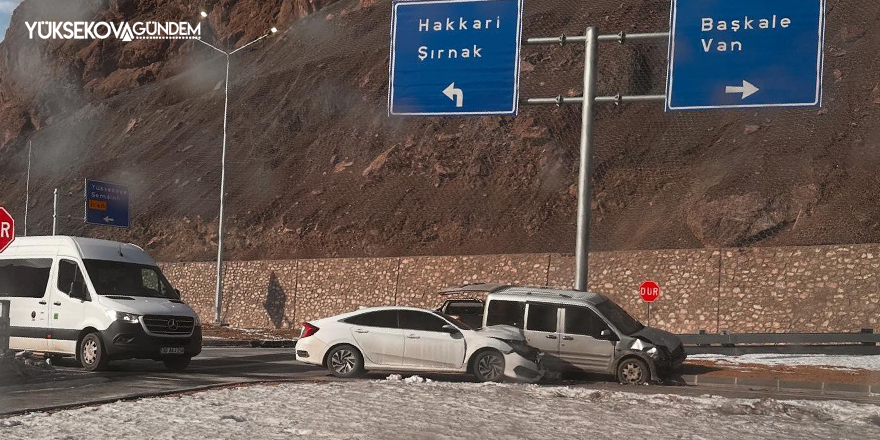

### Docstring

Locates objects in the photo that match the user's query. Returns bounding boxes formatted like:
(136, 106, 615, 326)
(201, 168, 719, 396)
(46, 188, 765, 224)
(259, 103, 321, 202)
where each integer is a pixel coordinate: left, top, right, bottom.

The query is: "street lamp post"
(195, 14, 278, 324)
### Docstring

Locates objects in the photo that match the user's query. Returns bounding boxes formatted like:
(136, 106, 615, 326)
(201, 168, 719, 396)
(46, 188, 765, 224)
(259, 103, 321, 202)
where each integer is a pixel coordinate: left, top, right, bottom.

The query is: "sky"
(0, 0, 24, 41)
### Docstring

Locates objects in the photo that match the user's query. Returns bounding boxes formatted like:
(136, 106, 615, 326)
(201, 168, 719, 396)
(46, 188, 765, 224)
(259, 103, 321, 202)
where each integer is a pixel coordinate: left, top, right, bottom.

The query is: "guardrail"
(679, 329, 880, 355)
(0, 300, 9, 352)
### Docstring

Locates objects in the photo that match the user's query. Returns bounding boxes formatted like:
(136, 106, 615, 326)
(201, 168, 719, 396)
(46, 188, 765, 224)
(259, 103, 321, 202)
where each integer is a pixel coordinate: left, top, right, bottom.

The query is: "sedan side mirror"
(441, 324, 460, 334)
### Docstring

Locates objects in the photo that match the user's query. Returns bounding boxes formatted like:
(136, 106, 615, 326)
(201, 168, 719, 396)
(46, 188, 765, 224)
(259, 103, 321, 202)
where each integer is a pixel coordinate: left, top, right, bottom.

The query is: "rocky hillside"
(0, 0, 877, 262)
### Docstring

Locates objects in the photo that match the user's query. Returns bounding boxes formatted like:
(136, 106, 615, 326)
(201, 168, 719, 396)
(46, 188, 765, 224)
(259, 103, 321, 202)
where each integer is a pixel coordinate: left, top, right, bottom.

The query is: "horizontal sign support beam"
(521, 94, 666, 106)
(523, 31, 669, 46)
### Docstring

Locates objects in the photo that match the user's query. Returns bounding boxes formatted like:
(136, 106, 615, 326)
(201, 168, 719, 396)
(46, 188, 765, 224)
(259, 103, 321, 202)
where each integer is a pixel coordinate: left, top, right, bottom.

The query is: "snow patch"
(2, 382, 879, 439)
(689, 353, 880, 371)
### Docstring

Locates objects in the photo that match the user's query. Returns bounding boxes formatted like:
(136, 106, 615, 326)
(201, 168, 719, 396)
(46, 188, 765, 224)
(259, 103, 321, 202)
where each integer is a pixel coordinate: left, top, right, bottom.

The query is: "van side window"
(564, 307, 605, 338)
(526, 303, 558, 333)
(57, 260, 84, 297)
(486, 300, 525, 328)
(0, 258, 52, 298)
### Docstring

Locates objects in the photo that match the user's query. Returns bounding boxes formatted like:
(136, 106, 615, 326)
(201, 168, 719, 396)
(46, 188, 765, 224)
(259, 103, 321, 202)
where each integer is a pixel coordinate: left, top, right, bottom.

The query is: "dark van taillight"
(300, 322, 319, 338)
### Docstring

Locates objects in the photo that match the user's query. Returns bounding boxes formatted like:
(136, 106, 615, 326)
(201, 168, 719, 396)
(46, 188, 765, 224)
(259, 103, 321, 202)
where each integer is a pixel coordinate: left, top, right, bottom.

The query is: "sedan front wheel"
(472, 350, 505, 382)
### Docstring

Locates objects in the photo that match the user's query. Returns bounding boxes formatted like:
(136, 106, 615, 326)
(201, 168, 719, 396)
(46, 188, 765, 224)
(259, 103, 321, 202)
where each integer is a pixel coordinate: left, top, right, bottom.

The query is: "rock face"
(0, 0, 338, 148)
(0, 0, 878, 262)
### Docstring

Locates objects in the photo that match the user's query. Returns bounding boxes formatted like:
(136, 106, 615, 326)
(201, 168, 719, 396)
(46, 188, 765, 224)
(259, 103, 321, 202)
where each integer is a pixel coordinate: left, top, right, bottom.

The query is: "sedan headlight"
(106, 310, 140, 324)
(646, 346, 660, 359)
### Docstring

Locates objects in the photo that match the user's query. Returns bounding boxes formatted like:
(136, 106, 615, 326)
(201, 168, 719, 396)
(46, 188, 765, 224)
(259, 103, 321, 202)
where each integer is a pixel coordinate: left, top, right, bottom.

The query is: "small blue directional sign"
(389, 0, 523, 116)
(85, 179, 130, 229)
(666, 0, 826, 111)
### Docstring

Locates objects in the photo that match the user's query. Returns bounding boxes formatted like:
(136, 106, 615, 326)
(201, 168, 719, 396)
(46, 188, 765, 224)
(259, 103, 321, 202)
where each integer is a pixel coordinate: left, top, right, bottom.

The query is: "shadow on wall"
(264, 272, 288, 329)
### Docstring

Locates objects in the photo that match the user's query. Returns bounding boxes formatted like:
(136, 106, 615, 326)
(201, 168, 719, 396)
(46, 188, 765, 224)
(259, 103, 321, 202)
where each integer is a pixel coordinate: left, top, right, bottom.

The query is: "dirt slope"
(0, 0, 877, 262)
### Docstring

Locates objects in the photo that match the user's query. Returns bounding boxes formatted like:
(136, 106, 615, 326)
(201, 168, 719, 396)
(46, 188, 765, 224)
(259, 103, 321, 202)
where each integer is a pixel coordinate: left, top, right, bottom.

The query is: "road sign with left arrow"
(388, 0, 523, 116)
(666, 0, 826, 111)
(85, 179, 130, 229)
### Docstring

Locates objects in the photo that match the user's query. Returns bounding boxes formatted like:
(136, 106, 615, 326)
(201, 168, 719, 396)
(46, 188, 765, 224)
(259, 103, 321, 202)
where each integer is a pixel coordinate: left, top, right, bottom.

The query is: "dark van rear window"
(0, 259, 52, 298)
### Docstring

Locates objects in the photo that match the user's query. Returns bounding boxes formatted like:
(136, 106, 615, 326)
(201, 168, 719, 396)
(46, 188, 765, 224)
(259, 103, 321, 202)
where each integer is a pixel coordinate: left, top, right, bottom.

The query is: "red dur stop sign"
(640, 280, 660, 303)
(0, 207, 14, 253)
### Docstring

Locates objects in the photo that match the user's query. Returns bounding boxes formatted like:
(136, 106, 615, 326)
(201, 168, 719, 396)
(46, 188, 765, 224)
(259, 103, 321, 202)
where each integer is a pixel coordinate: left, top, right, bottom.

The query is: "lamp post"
(195, 12, 278, 324)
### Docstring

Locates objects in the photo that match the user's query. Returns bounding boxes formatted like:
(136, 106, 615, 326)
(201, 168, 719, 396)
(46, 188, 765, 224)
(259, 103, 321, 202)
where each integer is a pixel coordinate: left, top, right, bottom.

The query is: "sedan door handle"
(53, 302, 62, 306)
(354, 329, 369, 334)
(546, 334, 558, 339)
(406, 335, 421, 339)
(562, 336, 574, 341)
(39, 301, 47, 305)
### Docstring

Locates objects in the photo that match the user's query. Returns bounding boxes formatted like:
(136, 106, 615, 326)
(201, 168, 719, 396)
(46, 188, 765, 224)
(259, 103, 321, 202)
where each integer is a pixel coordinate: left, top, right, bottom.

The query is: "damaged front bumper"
(502, 351, 545, 383)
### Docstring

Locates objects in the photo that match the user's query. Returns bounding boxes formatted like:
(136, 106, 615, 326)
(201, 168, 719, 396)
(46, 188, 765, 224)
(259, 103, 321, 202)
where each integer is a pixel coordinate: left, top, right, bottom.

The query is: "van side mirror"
(70, 280, 88, 301)
(599, 329, 617, 341)
(174, 289, 181, 300)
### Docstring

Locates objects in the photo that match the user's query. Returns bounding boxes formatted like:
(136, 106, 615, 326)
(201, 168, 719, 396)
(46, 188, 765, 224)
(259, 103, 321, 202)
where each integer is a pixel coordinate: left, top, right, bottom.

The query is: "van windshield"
(83, 260, 178, 299)
(595, 299, 643, 335)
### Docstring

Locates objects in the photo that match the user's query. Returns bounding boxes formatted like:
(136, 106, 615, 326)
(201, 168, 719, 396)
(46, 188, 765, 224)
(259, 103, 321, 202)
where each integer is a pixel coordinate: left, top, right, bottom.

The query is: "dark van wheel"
(617, 357, 650, 385)
(472, 350, 505, 382)
(326, 345, 365, 378)
(79, 332, 109, 371)
(163, 356, 192, 372)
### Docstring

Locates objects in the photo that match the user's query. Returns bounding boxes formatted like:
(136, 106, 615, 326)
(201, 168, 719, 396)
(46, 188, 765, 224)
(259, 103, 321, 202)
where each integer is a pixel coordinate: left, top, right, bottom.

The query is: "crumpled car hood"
(474, 325, 526, 341)
(632, 326, 682, 350)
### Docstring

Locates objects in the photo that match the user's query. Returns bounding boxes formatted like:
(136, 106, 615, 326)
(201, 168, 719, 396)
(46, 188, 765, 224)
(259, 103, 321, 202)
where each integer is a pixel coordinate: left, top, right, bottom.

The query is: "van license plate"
(161, 347, 185, 355)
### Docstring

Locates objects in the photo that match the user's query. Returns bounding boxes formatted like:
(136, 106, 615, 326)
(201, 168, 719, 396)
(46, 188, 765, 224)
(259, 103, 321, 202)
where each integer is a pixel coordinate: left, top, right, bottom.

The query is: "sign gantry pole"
(573, 27, 599, 293)
(522, 31, 669, 292)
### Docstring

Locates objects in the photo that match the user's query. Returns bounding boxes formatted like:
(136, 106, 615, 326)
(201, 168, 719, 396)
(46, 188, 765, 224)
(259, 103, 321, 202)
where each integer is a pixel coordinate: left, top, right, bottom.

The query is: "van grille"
(142, 315, 195, 336)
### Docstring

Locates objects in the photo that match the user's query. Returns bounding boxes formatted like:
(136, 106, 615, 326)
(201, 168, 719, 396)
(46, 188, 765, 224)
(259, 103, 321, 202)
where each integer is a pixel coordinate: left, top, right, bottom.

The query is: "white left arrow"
(103, 216, 114, 223)
(443, 82, 463, 108)
(725, 80, 760, 99)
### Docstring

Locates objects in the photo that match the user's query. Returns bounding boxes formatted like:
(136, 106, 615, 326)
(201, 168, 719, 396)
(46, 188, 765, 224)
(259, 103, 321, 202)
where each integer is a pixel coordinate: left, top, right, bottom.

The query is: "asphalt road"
(2, 348, 878, 416)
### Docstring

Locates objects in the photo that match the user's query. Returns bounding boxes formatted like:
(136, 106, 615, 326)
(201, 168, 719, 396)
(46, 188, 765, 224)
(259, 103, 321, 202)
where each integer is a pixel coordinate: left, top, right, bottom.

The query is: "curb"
(202, 339, 297, 348)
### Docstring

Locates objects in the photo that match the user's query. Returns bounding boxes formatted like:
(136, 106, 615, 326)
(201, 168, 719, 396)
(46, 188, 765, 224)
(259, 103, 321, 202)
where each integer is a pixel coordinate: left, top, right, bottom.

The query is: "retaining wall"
(159, 243, 880, 334)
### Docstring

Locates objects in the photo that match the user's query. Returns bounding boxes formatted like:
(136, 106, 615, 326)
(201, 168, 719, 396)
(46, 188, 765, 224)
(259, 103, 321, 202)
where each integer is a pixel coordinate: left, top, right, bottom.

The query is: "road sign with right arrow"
(388, 0, 523, 116)
(666, 0, 826, 111)
(85, 179, 130, 229)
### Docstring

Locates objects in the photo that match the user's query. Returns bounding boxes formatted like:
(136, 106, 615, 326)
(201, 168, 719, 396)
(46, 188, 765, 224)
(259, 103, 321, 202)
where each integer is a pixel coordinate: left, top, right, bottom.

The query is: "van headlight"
(193, 314, 201, 326)
(106, 310, 140, 324)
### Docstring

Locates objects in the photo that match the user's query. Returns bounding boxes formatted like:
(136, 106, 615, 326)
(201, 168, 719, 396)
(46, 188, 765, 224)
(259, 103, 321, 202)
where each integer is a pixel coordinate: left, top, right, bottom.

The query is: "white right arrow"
(725, 80, 760, 99)
(443, 82, 463, 108)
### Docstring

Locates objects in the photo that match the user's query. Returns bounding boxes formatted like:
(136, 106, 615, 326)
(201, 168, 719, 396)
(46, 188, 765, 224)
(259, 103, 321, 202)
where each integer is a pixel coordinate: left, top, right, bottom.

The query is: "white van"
(0, 236, 202, 371)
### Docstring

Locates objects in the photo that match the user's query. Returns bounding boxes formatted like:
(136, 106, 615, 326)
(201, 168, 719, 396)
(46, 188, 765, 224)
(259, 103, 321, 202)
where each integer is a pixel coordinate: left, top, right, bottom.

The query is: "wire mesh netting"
(0, 0, 877, 263)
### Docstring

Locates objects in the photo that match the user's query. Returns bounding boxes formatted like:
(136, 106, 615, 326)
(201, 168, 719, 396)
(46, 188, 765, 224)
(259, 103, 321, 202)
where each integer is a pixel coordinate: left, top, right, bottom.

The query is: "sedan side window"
(344, 310, 399, 328)
(399, 310, 449, 332)
(526, 303, 558, 333)
(564, 307, 606, 338)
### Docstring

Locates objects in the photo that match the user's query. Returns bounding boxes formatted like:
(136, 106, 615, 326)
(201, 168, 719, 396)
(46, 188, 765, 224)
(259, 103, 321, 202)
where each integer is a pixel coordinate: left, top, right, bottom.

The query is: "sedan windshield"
(83, 259, 178, 299)
(595, 299, 643, 336)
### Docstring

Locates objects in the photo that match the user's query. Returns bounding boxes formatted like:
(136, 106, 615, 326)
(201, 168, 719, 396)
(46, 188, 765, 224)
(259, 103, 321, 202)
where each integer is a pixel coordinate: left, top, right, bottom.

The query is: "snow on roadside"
(689, 353, 880, 371)
(2, 380, 880, 439)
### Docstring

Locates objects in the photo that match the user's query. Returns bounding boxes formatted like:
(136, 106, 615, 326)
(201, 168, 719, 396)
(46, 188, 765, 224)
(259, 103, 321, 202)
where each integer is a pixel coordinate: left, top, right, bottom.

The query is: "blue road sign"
(85, 179, 130, 229)
(666, 0, 826, 111)
(389, 0, 523, 116)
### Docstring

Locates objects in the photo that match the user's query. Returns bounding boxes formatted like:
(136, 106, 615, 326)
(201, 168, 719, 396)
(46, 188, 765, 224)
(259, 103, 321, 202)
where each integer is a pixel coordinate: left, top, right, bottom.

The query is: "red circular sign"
(639, 280, 660, 303)
(0, 207, 15, 253)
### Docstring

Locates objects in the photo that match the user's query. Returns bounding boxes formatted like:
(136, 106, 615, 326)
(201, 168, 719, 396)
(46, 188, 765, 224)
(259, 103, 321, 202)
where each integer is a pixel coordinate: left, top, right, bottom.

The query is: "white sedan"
(295, 306, 544, 382)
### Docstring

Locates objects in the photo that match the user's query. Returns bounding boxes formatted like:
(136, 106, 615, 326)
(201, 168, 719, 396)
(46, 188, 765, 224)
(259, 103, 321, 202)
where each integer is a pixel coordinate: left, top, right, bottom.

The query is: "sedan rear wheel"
(473, 350, 505, 382)
(327, 345, 364, 378)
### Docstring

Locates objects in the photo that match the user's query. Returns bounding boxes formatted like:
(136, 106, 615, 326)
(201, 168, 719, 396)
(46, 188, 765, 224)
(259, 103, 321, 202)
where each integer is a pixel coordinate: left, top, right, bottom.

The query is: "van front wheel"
(79, 332, 109, 371)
